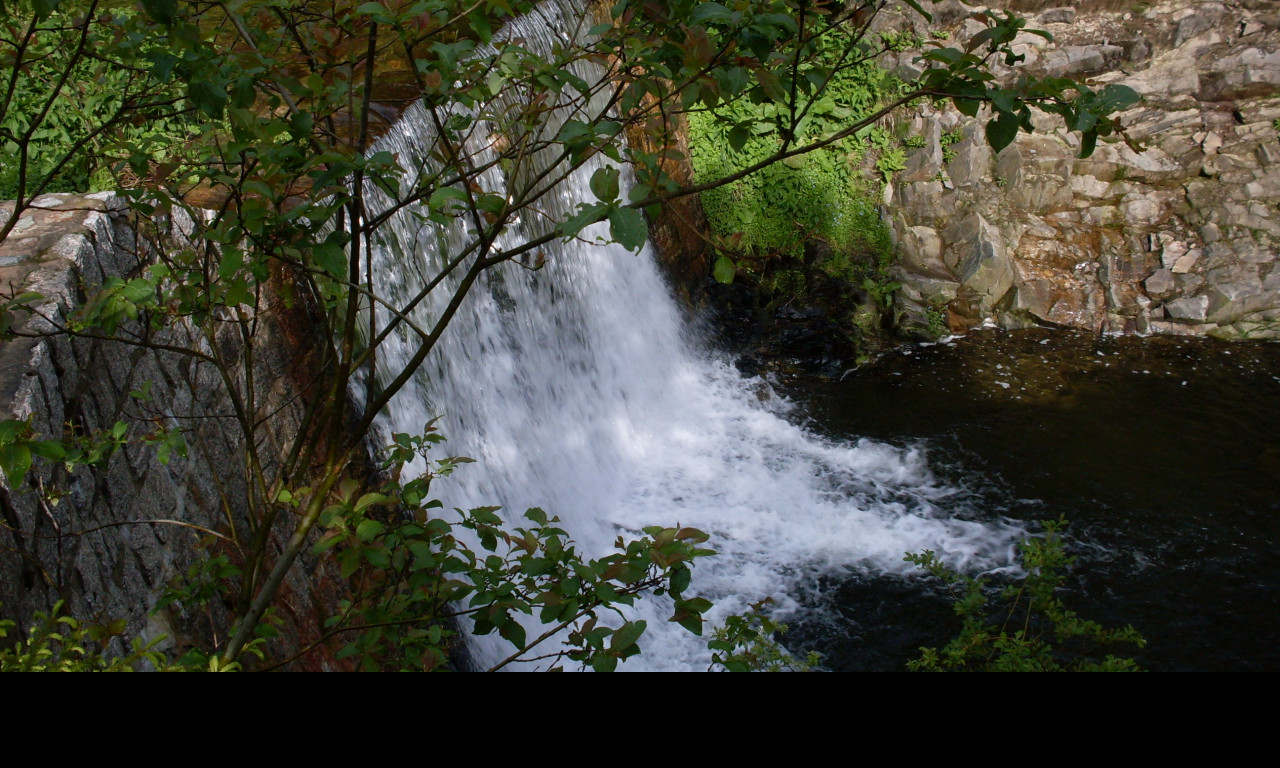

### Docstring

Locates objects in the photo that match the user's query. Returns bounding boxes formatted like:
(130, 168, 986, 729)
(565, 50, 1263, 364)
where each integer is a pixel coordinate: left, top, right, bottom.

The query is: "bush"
(906, 518, 1146, 672)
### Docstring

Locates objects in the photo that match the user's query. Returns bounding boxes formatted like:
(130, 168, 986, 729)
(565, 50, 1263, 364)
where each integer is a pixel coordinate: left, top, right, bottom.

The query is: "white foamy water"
(361, 0, 1021, 670)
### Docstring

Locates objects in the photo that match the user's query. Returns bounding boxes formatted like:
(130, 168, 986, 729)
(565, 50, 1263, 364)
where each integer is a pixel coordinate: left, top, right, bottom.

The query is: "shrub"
(906, 518, 1146, 672)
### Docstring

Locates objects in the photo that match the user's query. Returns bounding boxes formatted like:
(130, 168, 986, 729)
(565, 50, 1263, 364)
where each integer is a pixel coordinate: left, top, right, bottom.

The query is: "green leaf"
(556, 202, 607, 239)
(676, 613, 703, 635)
(355, 520, 385, 542)
(121, 279, 155, 305)
(141, 0, 178, 24)
(476, 194, 506, 215)
(230, 78, 257, 110)
(1097, 83, 1140, 113)
(8, 292, 42, 306)
(989, 89, 1018, 114)
(499, 619, 526, 650)
(688, 2, 734, 25)
(590, 652, 618, 672)
(754, 13, 799, 38)
(0, 444, 31, 486)
(0, 420, 24, 444)
(30, 440, 66, 461)
(189, 80, 229, 120)
(986, 110, 1020, 153)
(669, 565, 691, 596)
(428, 186, 468, 214)
(312, 242, 347, 278)
(607, 207, 647, 252)
(1079, 129, 1099, 159)
(713, 255, 736, 284)
(1070, 107, 1098, 135)
(31, 0, 63, 20)
(755, 69, 787, 103)
(353, 493, 389, 514)
(610, 620, 646, 652)
(589, 166, 620, 203)
(718, 67, 749, 96)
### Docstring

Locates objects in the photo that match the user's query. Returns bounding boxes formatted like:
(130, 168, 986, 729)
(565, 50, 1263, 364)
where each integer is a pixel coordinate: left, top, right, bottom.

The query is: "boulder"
(943, 214, 1015, 311)
(1200, 48, 1280, 101)
(896, 224, 949, 278)
(899, 118, 944, 183)
(1145, 267, 1177, 299)
(995, 138, 1074, 213)
(1164, 295, 1210, 322)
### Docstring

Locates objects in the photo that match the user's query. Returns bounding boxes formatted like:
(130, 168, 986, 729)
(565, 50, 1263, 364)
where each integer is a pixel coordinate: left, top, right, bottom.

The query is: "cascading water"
(362, 0, 1023, 670)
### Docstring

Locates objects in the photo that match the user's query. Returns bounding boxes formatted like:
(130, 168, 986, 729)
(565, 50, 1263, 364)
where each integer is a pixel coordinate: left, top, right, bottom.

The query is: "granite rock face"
(886, 0, 1280, 341)
(0, 194, 353, 668)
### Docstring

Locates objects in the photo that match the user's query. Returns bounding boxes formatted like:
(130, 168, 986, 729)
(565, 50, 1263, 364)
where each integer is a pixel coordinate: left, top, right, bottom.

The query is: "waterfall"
(362, 0, 1022, 670)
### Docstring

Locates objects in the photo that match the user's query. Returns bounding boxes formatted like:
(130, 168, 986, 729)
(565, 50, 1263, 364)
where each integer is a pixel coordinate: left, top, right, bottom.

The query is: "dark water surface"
(782, 328, 1280, 671)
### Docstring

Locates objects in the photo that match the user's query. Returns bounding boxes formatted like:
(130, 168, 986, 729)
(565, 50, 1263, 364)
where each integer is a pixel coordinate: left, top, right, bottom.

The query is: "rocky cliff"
(887, 0, 1280, 341)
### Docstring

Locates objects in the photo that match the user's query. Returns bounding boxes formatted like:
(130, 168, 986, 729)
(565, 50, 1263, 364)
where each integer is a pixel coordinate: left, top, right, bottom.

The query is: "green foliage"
(690, 26, 900, 268)
(0, 415, 136, 488)
(148, 426, 719, 672)
(708, 597, 820, 672)
(940, 128, 963, 163)
(155, 553, 242, 616)
(906, 518, 1146, 672)
(0, 2, 203, 198)
(315, 428, 719, 671)
(925, 303, 947, 338)
(879, 29, 922, 53)
(0, 0, 1144, 672)
(915, 9, 1139, 158)
(861, 276, 901, 310)
(0, 601, 175, 672)
(875, 145, 907, 181)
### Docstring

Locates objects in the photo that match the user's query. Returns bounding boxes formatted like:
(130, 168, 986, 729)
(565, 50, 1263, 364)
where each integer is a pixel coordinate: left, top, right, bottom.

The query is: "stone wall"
(886, 0, 1280, 341)
(0, 194, 351, 668)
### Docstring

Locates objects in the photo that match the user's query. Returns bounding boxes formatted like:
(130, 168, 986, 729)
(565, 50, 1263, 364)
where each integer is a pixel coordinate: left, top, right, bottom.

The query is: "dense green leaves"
(289, 430, 723, 670)
(140, 0, 177, 26)
(0, 2, 205, 198)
